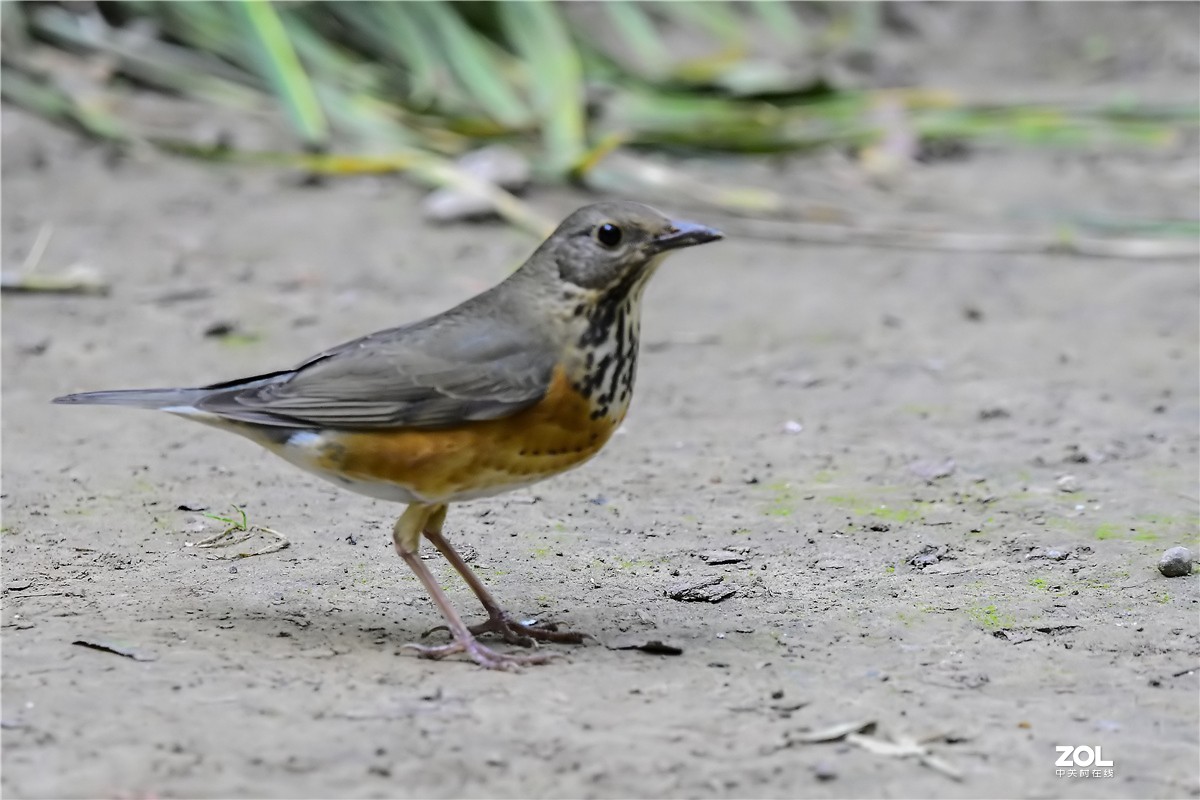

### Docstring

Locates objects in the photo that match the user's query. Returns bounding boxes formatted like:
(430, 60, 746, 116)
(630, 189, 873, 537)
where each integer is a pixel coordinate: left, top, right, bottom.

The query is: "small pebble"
(908, 543, 950, 568)
(203, 321, 237, 338)
(813, 760, 838, 781)
(1025, 547, 1071, 561)
(908, 457, 956, 482)
(1158, 546, 1193, 578)
(1056, 474, 1080, 493)
(229, 565, 238, 574)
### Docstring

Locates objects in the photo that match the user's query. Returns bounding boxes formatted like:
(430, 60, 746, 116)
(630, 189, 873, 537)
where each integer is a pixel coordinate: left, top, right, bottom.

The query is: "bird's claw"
(422, 613, 587, 647)
(402, 639, 561, 670)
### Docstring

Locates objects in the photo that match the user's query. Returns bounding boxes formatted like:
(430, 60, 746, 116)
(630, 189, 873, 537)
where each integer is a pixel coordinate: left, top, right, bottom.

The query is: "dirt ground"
(3, 5, 1199, 799)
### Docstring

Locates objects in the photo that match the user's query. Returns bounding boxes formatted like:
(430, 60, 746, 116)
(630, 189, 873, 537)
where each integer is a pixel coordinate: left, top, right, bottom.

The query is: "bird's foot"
(424, 613, 588, 648)
(403, 638, 561, 670)
(469, 613, 589, 647)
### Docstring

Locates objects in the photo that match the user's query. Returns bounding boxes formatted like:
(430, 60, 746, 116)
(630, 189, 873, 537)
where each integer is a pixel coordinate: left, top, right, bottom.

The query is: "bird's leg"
(392, 504, 556, 670)
(421, 509, 587, 647)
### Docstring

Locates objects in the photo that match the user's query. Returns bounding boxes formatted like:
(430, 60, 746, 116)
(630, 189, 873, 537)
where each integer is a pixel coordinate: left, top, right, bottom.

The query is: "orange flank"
(312, 367, 620, 502)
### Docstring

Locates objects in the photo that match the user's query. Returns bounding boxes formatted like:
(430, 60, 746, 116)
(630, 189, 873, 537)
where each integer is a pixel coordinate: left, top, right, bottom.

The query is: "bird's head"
(532, 201, 723, 294)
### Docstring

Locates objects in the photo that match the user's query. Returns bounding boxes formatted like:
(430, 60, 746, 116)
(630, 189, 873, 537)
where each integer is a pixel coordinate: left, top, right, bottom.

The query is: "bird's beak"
(650, 219, 725, 252)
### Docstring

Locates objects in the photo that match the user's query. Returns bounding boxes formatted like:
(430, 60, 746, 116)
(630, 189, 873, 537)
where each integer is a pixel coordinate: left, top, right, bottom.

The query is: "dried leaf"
(607, 636, 683, 656)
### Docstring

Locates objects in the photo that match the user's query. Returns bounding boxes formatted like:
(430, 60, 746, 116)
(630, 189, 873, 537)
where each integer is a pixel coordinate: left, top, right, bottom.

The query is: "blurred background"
(2, 0, 1197, 252)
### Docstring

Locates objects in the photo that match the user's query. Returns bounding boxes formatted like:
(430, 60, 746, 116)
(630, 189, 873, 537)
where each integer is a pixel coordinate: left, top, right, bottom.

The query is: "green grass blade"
(27, 5, 263, 108)
(498, 1, 585, 175)
(656, 1, 745, 47)
(316, 86, 418, 151)
(327, 2, 461, 111)
(153, 1, 246, 64)
(234, 0, 329, 149)
(848, 2, 882, 56)
(1, 0, 30, 50)
(280, 10, 380, 95)
(602, 1, 669, 79)
(410, 1, 529, 129)
(0, 66, 127, 141)
(750, 0, 806, 47)
(377, 2, 455, 108)
(1, 67, 78, 123)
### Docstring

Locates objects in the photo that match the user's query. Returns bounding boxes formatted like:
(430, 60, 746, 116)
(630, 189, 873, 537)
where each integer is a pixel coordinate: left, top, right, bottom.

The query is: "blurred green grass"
(2, 1, 1197, 237)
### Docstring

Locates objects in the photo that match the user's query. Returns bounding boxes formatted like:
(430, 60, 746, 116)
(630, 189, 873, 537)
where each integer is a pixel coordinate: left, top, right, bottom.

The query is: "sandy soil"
(3, 5, 1199, 798)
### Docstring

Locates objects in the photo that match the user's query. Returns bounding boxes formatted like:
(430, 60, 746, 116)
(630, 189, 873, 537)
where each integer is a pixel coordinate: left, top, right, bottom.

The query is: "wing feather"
(194, 304, 557, 430)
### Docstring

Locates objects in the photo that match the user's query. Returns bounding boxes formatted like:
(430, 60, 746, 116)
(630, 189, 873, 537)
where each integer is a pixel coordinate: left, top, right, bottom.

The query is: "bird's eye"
(595, 223, 623, 248)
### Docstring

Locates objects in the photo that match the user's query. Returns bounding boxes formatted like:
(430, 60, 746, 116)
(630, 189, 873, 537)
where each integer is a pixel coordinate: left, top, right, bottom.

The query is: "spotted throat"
(564, 263, 659, 425)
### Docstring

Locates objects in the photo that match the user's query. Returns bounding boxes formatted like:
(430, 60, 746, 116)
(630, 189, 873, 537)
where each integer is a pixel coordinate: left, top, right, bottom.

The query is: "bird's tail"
(52, 387, 206, 411)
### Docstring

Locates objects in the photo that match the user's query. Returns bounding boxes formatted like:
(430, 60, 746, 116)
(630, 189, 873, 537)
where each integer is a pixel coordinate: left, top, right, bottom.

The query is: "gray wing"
(194, 307, 557, 430)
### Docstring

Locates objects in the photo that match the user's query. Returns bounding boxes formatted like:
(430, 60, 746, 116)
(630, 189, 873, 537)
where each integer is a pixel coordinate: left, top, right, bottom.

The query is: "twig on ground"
(20, 223, 54, 273)
(2, 224, 111, 295)
(188, 505, 290, 560)
(1, 266, 110, 296)
(71, 638, 157, 662)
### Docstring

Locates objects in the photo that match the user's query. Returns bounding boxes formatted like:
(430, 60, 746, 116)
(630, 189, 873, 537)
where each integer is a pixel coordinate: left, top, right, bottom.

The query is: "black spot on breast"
(581, 353, 613, 399)
(605, 307, 627, 403)
(576, 275, 648, 418)
(577, 269, 643, 348)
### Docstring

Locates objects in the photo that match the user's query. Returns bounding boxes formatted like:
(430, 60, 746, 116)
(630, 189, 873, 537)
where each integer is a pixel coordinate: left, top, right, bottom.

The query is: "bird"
(54, 201, 724, 669)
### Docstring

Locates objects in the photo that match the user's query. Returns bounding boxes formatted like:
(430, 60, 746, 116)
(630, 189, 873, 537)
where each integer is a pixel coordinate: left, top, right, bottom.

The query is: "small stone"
(18, 338, 50, 356)
(813, 761, 838, 781)
(203, 321, 236, 338)
(422, 146, 532, 223)
(698, 549, 746, 565)
(666, 576, 736, 603)
(1056, 475, 1080, 493)
(908, 544, 951, 568)
(908, 457, 955, 483)
(1025, 547, 1071, 561)
(782, 420, 804, 434)
(1158, 546, 1193, 578)
(228, 565, 238, 574)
